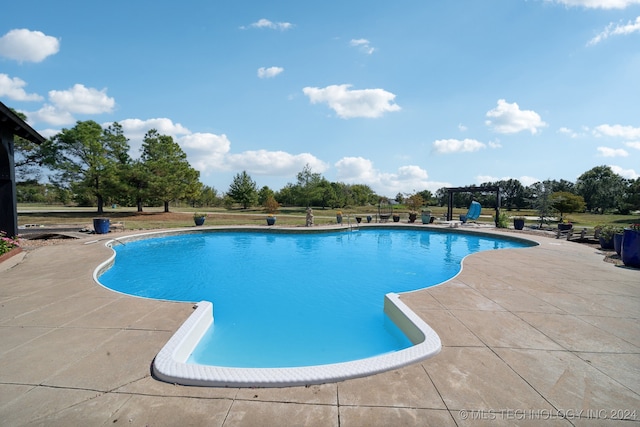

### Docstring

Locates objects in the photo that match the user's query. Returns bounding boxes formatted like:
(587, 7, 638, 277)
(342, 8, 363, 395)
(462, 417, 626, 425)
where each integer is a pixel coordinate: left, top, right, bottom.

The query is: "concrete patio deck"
(0, 228, 638, 426)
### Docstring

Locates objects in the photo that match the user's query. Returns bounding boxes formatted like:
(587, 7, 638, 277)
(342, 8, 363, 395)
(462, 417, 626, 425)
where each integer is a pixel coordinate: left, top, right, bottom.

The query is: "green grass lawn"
(16, 203, 639, 231)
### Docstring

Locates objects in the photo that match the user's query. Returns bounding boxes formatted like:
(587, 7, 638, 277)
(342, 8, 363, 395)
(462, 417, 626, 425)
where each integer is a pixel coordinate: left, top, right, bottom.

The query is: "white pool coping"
(152, 294, 441, 387)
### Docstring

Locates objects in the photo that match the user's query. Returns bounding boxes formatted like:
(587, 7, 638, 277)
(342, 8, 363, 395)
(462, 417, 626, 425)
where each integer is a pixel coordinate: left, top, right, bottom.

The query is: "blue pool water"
(98, 228, 531, 368)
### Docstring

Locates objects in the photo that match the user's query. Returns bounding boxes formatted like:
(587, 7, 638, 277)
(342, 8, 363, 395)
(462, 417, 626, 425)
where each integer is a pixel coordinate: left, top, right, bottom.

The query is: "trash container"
(93, 218, 110, 234)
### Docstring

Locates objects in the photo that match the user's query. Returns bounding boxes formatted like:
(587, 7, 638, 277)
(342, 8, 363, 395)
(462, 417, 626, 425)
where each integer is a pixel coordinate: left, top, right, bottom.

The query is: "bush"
(263, 195, 280, 214)
(496, 213, 509, 228)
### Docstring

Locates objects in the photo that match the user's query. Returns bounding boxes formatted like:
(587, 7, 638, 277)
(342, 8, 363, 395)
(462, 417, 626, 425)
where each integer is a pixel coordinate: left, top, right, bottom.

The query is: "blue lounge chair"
(460, 201, 481, 223)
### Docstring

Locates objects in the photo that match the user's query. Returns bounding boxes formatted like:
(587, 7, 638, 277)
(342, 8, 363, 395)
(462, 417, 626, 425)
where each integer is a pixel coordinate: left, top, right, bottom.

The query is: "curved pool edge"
(92, 225, 537, 387)
(152, 294, 441, 388)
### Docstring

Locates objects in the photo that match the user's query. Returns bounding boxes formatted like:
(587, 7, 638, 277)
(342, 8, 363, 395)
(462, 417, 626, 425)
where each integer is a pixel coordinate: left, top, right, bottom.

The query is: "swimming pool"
(95, 226, 535, 386)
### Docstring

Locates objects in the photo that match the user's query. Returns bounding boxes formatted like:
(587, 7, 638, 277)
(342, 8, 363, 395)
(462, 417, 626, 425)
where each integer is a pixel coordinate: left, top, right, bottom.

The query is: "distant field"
(16, 204, 639, 231)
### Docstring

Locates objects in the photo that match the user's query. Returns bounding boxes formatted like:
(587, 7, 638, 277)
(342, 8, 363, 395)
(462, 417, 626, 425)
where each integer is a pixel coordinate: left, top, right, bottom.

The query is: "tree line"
(14, 116, 640, 215)
(435, 169, 639, 216)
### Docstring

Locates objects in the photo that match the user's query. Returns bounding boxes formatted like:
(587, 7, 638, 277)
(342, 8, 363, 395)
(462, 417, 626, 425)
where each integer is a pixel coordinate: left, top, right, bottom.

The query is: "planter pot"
(392, 215, 400, 222)
(355, 217, 362, 223)
(614, 233, 624, 256)
(408, 213, 417, 223)
(621, 229, 640, 268)
(93, 217, 110, 234)
(366, 215, 372, 223)
(513, 218, 525, 230)
(599, 236, 614, 250)
(558, 223, 573, 231)
(336, 215, 342, 224)
(194, 217, 206, 226)
(266, 217, 276, 226)
(421, 213, 431, 224)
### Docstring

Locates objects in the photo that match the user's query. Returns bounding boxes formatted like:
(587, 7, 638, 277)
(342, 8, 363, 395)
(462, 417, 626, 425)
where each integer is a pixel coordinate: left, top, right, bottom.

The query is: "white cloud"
(0, 74, 43, 101)
(180, 133, 231, 172)
(349, 38, 375, 55)
(37, 128, 61, 139)
(119, 118, 191, 155)
(257, 66, 284, 79)
(458, 123, 468, 132)
(485, 99, 547, 134)
(302, 84, 401, 119)
(335, 157, 379, 182)
(475, 175, 498, 183)
(117, 118, 326, 178)
(597, 146, 629, 157)
(0, 29, 60, 63)
(120, 117, 190, 140)
(241, 19, 293, 31)
(488, 141, 502, 149)
(335, 157, 447, 195)
(588, 16, 640, 45)
(475, 175, 539, 186)
(23, 84, 116, 125)
(547, 0, 640, 8)
(610, 165, 639, 179)
(593, 124, 640, 139)
(625, 141, 640, 150)
(227, 150, 328, 175)
(433, 138, 486, 154)
(558, 127, 582, 138)
(29, 104, 75, 126)
(119, 117, 191, 137)
(519, 176, 541, 186)
(48, 84, 115, 115)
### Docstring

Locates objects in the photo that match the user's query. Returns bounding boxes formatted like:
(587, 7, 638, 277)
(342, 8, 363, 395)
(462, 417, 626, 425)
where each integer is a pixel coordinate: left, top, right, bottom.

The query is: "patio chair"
(460, 201, 481, 223)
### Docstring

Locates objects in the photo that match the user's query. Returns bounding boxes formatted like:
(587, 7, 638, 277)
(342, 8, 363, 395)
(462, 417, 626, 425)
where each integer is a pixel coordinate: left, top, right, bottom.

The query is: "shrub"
(406, 193, 425, 213)
(263, 195, 280, 214)
(496, 213, 509, 228)
(0, 231, 20, 256)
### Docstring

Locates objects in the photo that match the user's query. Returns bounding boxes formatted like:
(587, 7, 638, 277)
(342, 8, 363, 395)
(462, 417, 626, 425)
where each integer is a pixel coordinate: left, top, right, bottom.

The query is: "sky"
(1, 0, 639, 198)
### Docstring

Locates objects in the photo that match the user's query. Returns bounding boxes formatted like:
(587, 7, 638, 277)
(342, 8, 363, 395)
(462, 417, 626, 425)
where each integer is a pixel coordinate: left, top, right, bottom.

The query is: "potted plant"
(597, 225, 619, 250)
(513, 216, 525, 230)
(406, 193, 425, 223)
(621, 223, 640, 268)
(264, 195, 279, 225)
(550, 191, 585, 228)
(193, 212, 207, 226)
(336, 211, 343, 224)
(614, 230, 624, 256)
(93, 217, 111, 234)
(366, 215, 372, 223)
(557, 218, 572, 231)
(421, 210, 432, 224)
(392, 214, 400, 222)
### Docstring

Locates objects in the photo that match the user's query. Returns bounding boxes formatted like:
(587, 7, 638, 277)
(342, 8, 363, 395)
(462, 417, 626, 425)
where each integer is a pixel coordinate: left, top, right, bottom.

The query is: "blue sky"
(1, 0, 639, 197)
